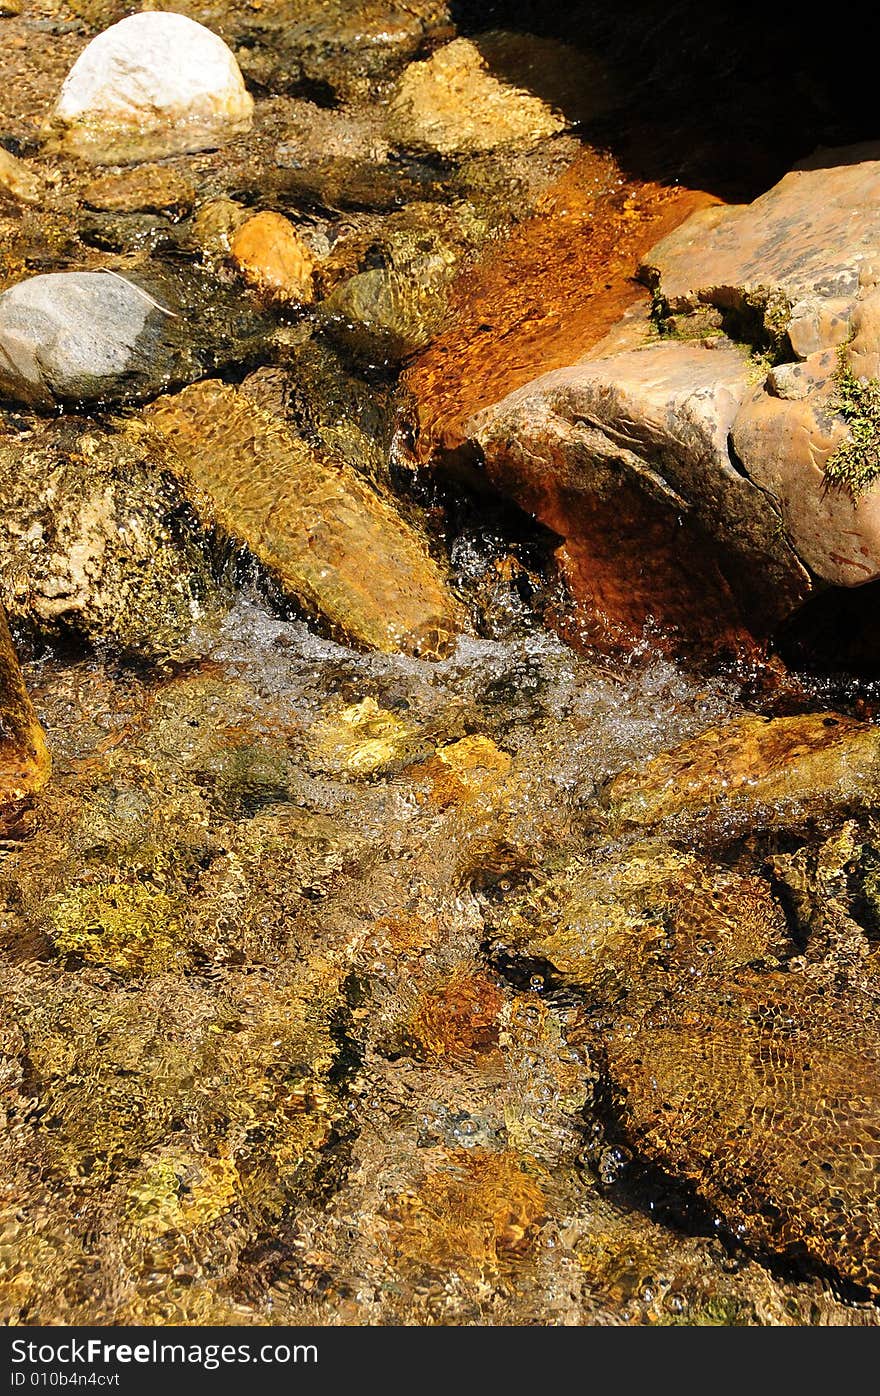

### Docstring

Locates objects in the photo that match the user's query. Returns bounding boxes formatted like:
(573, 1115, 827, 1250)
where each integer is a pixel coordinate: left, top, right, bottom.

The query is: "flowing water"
(3, 0, 880, 1327)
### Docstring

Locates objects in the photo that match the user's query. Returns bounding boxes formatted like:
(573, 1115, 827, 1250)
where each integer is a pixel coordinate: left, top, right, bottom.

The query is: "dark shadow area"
(450, 1, 880, 200)
(775, 577, 880, 682)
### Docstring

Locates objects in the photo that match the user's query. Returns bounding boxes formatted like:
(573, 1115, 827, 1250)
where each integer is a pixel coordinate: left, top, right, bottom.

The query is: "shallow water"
(4, 0, 880, 1328)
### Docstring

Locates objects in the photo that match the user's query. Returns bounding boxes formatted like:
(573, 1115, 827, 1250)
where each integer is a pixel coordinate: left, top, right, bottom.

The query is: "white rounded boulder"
(44, 12, 254, 164)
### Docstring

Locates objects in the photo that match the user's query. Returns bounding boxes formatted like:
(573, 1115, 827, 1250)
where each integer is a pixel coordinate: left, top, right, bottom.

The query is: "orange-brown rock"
(409, 967, 504, 1060)
(230, 211, 315, 305)
(412, 734, 513, 808)
(0, 605, 50, 803)
(603, 711, 880, 828)
(146, 380, 461, 659)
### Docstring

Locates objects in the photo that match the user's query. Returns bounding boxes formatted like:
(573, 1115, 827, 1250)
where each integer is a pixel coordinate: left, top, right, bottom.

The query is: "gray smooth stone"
(0, 270, 173, 408)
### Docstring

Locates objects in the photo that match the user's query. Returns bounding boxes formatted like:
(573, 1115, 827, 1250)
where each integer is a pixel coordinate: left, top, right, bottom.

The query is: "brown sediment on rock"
(146, 379, 461, 659)
(403, 148, 718, 458)
(504, 454, 761, 660)
(0, 605, 50, 803)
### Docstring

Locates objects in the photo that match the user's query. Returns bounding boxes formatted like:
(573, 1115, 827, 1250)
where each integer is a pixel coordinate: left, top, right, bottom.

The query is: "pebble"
(230, 211, 315, 305)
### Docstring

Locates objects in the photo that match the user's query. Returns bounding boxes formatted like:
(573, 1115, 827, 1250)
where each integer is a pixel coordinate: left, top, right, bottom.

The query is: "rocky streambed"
(3, 0, 880, 1327)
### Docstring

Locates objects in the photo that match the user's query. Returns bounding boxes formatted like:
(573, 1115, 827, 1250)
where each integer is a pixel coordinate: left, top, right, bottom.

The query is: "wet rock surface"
(0, 603, 50, 803)
(146, 379, 461, 658)
(603, 711, 880, 831)
(493, 838, 880, 1296)
(469, 340, 810, 650)
(230, 210, 314, 305)
(0, 415, 227, 658)
(0, 266, 275, 408)
(0, 270, 176, 407)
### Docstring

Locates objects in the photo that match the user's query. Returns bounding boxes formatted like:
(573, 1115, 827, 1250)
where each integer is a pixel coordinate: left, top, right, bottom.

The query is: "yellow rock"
(0, 147, 41, 205)
(48, 881, 190, 976)
(604, 711, 880, 827)
(384, 1148, 548, 1276)
(127, 1151, 238, 1236)
(414, 734, 512, 807)
(146, 380, 461, 659)
(311, 696, 417, 775)
(0, 606, 50, 804)
(387, 38, 564, 156)
(230, 210, 315, 305)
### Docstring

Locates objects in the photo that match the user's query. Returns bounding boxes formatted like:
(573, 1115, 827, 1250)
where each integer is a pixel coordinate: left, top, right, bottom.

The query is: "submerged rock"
(310, 696, 425, 777)
(0, 417, 226, 658)
(230, 211, 314, 305)
(0, 605, 50, 804)
(0, 147, 41, 206)
(603, 711, 880, 830)
(322, 201, 476, 362)
(81, 165, 196, 218)
(146, 379, 461, 658)
(44, 12, 253, 164)
(495, 842, 880, 1295)
(606, 965, 880, 1297)
(387, 38, 565, 156)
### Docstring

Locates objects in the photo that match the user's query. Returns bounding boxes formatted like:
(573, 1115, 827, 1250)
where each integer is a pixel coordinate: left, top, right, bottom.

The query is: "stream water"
(2, 0, 880, 1327)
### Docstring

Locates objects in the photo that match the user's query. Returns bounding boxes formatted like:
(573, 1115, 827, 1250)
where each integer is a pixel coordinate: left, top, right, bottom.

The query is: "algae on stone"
(824, 352, 880, 497)
(48, 882, 189, 976)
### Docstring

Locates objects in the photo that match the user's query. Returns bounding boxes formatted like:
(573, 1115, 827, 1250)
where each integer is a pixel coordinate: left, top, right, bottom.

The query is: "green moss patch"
(824, 353, 880, 497)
